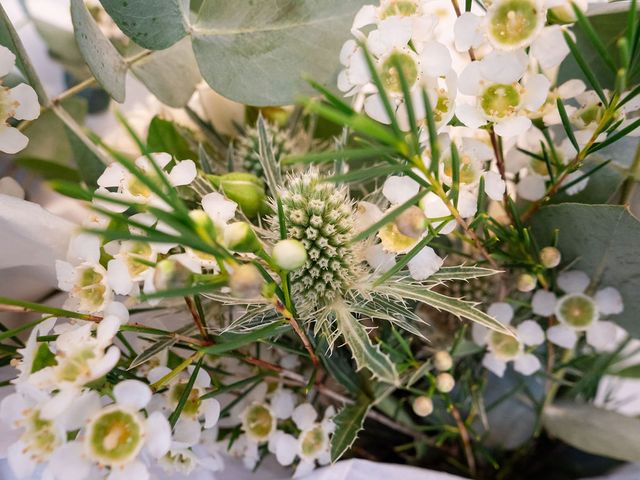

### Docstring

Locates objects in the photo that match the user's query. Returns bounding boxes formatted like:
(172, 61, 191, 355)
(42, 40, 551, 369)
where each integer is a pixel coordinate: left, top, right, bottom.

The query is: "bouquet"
(1, 0, 640, 478)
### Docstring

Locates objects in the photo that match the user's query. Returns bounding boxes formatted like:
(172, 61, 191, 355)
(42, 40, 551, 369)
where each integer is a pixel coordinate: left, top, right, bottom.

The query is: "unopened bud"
(517, 273, 537, 292)
(394, 205, 427, 238)
(272, 239, 307, 271)
(224, 222, 262, 253)
(436, 372, 455, 393)
(540, 246, 561, 269)
(189, 209, 217, 243)
(412, 396, 434, 417)
(153, 259, 193, 291)
(229, 264, 264, 298)
(208, 172, 267, 218)
(433, 351, 453, 371)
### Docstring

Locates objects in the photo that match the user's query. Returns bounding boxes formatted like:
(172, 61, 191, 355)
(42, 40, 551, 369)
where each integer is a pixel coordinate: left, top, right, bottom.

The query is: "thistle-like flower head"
(236, 122, 296, 177)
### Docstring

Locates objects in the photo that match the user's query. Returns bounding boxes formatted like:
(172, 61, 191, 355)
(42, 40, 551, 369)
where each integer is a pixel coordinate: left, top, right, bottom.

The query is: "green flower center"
(481, 84, 521, 119)
(76, 266, 107, 310)
(242, 403, 274, 441)
(301, 425, 326, 458)
(576, 104, 604, 127)
(170, 383, 202, 417)
(489, 331, 521, 360)
(380, 52, 419, 94)
(488, 0, 542, 47)
(22, 410, 59, 459)
(124, 242, 153, 277)
(434, 92, 451, 123)
(58, 347, 96, 382)
(87, 407, 143, 466)
(378, 223, 419, 253)
(556, 293, 598, 330)
(380, 0, 419, 18)
(444, 153, 479, 184)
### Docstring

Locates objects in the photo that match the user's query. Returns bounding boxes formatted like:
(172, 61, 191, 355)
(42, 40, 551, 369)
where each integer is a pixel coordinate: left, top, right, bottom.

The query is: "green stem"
(150, 351, 204, 391)
(620, 139, 640, 205)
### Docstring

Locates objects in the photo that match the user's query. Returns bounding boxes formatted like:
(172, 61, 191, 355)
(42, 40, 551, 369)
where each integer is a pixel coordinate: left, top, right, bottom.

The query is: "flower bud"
(208, 172, 267, 218)
(229, 264, 264, 298)
(540, 246, 561, 269)
(394, 205, 426, 238)
(436, 372, 455, 393)
(412, 396, 434, 417)
(517, 273, 537, 292)
(433, 351, 453, 371)
(224, 222, 262, 253)
(272, 239, 307, 271)
(189, 209, 217, 243)
(153, 259, 193, 291)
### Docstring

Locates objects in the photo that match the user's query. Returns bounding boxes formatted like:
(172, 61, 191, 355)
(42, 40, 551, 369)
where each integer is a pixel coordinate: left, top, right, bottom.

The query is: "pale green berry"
(272, 239, 307, 271)
(540, 246, 561, 268)
(208, 172, 267, 218)
(517, 273, 537, 292)
(436, 372, 455, 393)
(153, 259, 193, 291)
(555, 293, 598, 330)
(412, 396, 434, 417)
(224, 222, 262, 253)
(433, 351, 453, 371)
(229, 264, 264, 298)
(189, 209, 217, 243)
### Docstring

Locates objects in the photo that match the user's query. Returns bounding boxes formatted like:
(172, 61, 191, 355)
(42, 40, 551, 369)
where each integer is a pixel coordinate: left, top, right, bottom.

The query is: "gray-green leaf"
(543, 402, 640, 462)
(71, 0, 127, 102)
(530, 204, 640, 337)
(330, 398, 371, 462)
(99, 0, 188, 50)
(191, 0, 370, 106)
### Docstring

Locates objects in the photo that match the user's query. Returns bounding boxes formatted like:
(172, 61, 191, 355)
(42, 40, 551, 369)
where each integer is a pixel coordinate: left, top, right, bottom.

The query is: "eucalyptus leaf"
(131, 37, 201, 108)
(530, 204, 640, 336)
(550, 157, 624, 205)
(70, 0, 127, 102)
(330, 397, 371, 461)
(543, 402, 640, 461)
(191, 0, 370, 106)
(99, 0, 188, 50)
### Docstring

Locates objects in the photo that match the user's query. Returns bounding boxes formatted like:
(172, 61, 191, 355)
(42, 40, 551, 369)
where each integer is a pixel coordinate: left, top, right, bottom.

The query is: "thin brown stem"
(184, 296, 209, 341)
(273, 298, 319, 369)
(450, 402, 477, 477)
(489, 128, 515, 224)
(0, 304, 102, 323)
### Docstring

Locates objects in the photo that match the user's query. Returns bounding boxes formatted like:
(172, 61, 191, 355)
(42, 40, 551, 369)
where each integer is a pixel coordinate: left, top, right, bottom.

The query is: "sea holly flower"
(96, 152, 197, 209)
(531, 271, 624, 351)
(48, 380, 171, 480)
(28, 318, 121, 393)
(472, 302, 545, 377)
(456, 50, 550, 137)
(0, 45, 40, 154)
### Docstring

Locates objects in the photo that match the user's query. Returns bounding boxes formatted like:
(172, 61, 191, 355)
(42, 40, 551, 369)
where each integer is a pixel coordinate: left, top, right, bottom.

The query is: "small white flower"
(0, 45, 40, 154)
(473, 302, 544, 377)
(291, 403, 335, 478)
(535, 271, 624, 352)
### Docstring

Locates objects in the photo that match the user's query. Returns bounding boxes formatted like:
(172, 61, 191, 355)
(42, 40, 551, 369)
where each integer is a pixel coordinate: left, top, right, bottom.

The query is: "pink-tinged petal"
(547, 324, 578, 349)
(514, 353, 541, 375)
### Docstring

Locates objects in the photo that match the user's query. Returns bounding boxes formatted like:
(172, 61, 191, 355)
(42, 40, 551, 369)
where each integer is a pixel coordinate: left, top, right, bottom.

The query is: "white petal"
(294, 459, 316, 478)
(514, 353, 541, 375)
(562, 170, 589, 195)
(274, 433, 298, 466)
(104, 301, 129, 324)
(547, 324, 578, 349)
(145, 411, 172, 457)
(352, 5, 377, 31)
(408, 246, 443, 281)
(455, 103, 486, 129)
(517, 320, 545, 346)
(48, 442, 91, 480)
(8, 440, 37, 478)
(173, 417, 202, 447)
(97, 316, 120, 345)
(169, 160, 197, 186)
(472, 323, 488, 346)
(382, 175, 420, 204)
(149, 152, 172, 168)
(0, 45, 16, 77)
(456, 189, 477, 218)
(517, 174, 546, 201)
(203, 398, 221, 428)
(9, 84, 40, 120)
(364, 93, 392, 124)
(557, 79, 586, 99)
(532, 290, 557, 316)
(108, 460, 149, 480)
(420, 41, 452, 77)
(0, 126, 29, 154)
(494, 116, 532, 138)
(454, 13, 484, 51)
(594, 287, 624, 315)
(68, 233, 101, 264)
(522, 74, 551, 111)
(458, 61, 484, 96)
(292, 403, 317, 431)
(483, 171, 506, 201)
(364, 243, 396, 272)
(55, 260, 76, 291)
(487, 302, 514, 325)
(586, 320, 618, 351)
(355, 201, 384, 233)
(147, 366, 172, 384)
(202, 192, 237, 226)
(0, 176, 24, 198)
(1, 393, 26, 426)
(337, 70, 352, 92)
(531, 26, 569, 69)
(340, 40, 357, 66)
(482, 353, 507, 377)
(91, 346, 121, 379)
(271, 389, 296, 420)
(107, 258, 134, 296)
(480, 50, 528, 84)
(114, 380, 152, 410)
(97, 163, 126, 188)
(557, 270, 590, 293)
